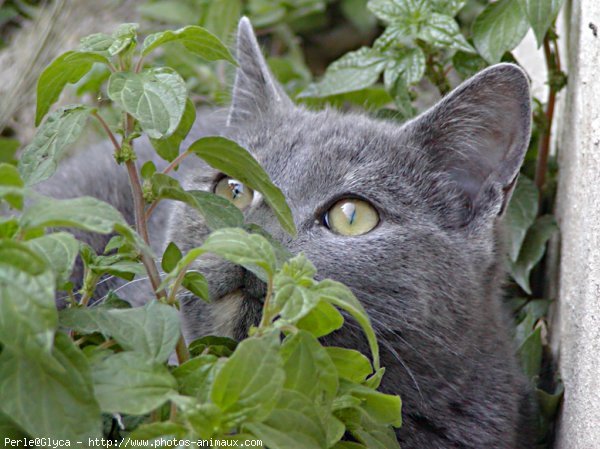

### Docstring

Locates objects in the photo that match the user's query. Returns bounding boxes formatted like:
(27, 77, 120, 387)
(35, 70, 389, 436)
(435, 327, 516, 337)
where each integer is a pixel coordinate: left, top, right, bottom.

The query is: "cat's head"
(171, 18, 531, 344)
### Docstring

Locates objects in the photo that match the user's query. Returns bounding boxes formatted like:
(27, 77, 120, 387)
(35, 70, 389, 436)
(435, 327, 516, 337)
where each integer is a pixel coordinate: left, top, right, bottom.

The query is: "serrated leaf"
(326, 347, 373, 383)
(35, 51, 108, 124)
(20, 105, 94, 186)
(150, 98, 196, 162)
(383, 46, 425, 90)
(280, 331, 338, 402)
(202, 227, 276, 282)
(20, 196, 127, 234)
(0, 332, 102, 440)
(505, 175, 539, 262)
(107, 68, 187, 139)
(25, 232, 79, 287)
(162, 241, 183, 273)
(510, 215, 558, 294)
(472, 0, 529, 63)
(518, 0, 565, 46)
(299, 47, 386, 98)
(189, 136, 296, 236)
(210, 333, 284, 423)
(108, 23, 139, 56)
(142, 25, 235, 64)
(91, 351, 178, 415)
(0, 240, 56, 356)
(419, 13, 475, 52)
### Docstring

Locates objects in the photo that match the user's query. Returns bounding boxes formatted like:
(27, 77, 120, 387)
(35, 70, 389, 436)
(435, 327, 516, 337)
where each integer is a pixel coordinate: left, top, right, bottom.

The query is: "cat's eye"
(214, 177, 254, 209)
(324, 198, 379, 236)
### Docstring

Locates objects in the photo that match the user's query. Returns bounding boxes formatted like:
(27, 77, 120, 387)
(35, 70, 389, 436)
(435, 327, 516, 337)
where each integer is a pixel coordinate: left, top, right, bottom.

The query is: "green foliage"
(1, 0, 566, 446)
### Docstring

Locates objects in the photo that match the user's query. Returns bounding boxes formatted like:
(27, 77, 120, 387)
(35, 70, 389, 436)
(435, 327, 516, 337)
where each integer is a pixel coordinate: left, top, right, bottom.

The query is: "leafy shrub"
(0, 0, 566, 446)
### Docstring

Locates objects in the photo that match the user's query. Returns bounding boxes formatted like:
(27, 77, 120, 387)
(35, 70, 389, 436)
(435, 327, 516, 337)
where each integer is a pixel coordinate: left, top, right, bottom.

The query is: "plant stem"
(145, 150, 192, 221)
(258, 275, 274, 329)
(534, 33, 561, 194)
(92, 112, 120, 152)
(175, 334, 190, 363)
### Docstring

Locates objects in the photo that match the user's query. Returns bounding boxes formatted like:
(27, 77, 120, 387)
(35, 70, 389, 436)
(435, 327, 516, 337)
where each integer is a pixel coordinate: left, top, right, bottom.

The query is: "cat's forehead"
(238, 108, 422, 201)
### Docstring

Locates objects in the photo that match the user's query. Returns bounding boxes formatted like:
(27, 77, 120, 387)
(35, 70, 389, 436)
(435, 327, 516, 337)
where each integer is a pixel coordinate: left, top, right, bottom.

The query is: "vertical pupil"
(340, 202, 356, 225)
(228, 179, 244, 199)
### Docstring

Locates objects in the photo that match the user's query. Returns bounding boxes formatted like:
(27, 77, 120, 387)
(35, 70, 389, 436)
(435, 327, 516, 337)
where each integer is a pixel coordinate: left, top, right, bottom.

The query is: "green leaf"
(61, 301, 180, 363)
(316, 279, 380, 370)
(510, 215, 558, 294)
(341, 381, 402, 427)
(419, 13, 475, 52)
(210, 333, 284, 423)
(139, 0, 203, 24)
(517, 326, 542, 380)
(299, 47, 386, 98)
(452, 51, 488, 78)
(182, 271, 209, 301)
(150, 98, 196, 162)
(245, 390, 327, 449)
(202, 227, 277, 282)
(273, 256, 322, 323)
(91, 351, 178, 415)
(0, 332, 102, 440)
(189, 136, 296, 236)
(505, 175, 539, 262)
(151, 173, 244, 230)
(108, 23, 139, 56)
(326, 347, 373, 383)
(0, 240, 56, 356)
(280, 331, 338, 402)
(142, 25, 235, 64)
(79, 33, 115, 54)
(203, 0, 243, 42)
(431, 0, 467, 15)
(383, 47, 425, 89)
(518, 0, 565, 46)
(0, 163, 24, 209)
(20, 105, 94, 186)
(0, 412, 27, 440)
(141, 160, 157, 179)
(472, 0, 529, 63)
(162, 241, 183, 273)
(341, 0, 378, 33)
(537, 382, 564, 418)
(0, 137, 20, 164)
(25, 232, 79, 287)
(173, 354, 220, 399)
(368, 0, 428, 24)
(20, 196, 128, 234)
(36, 51, 108, 124)
(296, 300, 345, 338)
(107, 68, 187, 139)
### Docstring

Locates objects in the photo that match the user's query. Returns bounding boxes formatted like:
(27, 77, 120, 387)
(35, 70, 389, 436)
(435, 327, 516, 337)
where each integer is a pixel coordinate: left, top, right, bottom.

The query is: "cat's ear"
(227, 17, 292, 126)
(408, 63, 531, 224)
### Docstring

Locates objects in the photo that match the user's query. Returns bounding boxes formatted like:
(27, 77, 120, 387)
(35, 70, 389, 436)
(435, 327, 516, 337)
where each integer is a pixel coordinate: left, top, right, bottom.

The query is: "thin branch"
(92, 111, 120, 152)
(534, 35, 560, 193)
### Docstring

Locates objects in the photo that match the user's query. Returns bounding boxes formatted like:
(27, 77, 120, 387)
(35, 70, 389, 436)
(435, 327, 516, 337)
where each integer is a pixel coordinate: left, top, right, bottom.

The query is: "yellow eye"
(324, 198, 379, 236)
(214, 177, 254, 209)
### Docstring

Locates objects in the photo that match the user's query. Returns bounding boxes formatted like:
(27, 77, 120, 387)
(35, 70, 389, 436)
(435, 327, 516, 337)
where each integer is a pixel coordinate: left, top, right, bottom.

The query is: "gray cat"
(42, 18, 534, 449)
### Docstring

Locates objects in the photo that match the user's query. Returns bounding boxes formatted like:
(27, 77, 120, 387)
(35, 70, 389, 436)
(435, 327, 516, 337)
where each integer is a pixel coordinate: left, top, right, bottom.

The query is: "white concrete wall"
(550, 0, 600, 447)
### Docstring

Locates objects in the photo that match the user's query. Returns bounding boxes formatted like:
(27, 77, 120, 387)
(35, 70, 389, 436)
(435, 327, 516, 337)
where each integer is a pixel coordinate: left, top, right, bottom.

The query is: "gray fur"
(41, 17, 534, 449)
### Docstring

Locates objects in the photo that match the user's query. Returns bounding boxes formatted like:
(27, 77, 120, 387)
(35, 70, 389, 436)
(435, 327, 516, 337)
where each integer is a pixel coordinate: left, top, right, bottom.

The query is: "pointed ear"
(408, 63, 531, 224)
(227, 17, 292, 126)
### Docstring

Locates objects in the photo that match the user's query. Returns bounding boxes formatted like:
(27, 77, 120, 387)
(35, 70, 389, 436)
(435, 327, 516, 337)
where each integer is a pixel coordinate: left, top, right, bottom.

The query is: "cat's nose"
(242, 268, 267, 303)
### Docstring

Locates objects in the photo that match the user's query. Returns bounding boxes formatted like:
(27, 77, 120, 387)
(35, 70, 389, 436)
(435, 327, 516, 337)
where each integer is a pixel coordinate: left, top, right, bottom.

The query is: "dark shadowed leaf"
(182, 271, 209, 301)
(505, 175, 539, 262)
(162, 241, 183, 273)
(517, 327, 542, 380)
